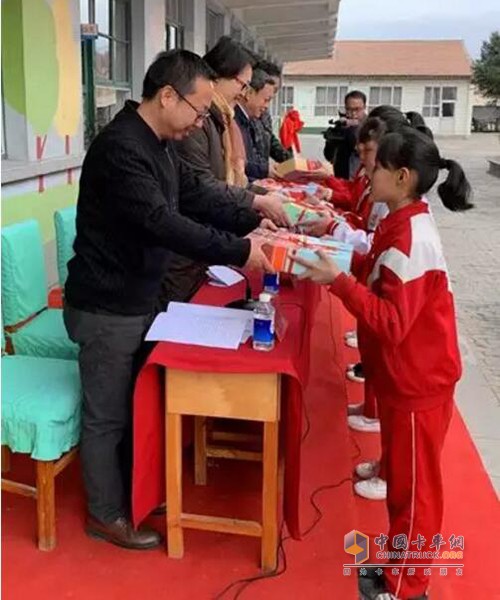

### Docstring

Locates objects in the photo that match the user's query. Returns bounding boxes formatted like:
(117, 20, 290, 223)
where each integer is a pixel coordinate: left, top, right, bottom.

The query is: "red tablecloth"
(131, 275, 320, 540)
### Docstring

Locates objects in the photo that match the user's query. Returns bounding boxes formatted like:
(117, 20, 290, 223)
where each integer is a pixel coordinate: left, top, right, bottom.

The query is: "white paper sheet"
(145, 302, 253, 349)
(207, 266, 245, 287)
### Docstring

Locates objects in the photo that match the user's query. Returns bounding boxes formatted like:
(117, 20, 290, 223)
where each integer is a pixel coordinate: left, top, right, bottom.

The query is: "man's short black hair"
(142, 50, 215, 99)
(254, 59, 282, 79)
(250, 69, 276, 92)
(204, 35, 254, 79)
(345, 90, 367, 106)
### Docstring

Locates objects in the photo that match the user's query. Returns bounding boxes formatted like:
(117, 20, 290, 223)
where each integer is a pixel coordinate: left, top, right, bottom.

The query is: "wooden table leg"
(194, 417, 207, 486)
(166, 413, 184, 558)
(261, 420, 279, 573)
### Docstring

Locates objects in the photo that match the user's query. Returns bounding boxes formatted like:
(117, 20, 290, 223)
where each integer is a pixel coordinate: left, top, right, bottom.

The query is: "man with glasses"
(234, 69, 278, 181)
(252, 59, 293, 168)
(64, 50, 273, 550)
(324, 90, 367, 180)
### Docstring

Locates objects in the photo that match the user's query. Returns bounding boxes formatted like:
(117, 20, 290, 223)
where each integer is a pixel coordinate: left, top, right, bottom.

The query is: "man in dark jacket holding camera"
(324, 90, 367, 179)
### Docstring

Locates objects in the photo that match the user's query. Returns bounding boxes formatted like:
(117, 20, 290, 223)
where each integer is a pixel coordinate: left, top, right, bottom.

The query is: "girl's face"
(358, 140, 378, 178)
(371, 161, 401, 204)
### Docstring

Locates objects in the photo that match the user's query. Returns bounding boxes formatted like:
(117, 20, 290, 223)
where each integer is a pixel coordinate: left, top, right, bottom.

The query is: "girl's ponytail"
(437, 158, 474, 212)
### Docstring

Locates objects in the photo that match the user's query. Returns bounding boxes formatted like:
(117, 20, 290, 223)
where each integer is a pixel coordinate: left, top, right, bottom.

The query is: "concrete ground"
(300, 132, 500, 494)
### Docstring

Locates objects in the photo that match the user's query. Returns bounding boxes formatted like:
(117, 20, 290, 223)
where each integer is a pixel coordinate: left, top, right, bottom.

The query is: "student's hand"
(260, 218, 279, 232)
(298, 216, 333, 238)
(253, 193, 292, 228)
(292, 250, 341, 284)
(244, 238, 275, 273)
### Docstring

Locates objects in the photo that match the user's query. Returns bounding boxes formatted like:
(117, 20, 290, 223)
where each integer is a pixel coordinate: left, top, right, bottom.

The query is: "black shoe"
(86, 515, 162, 550)
(358, 571, 428, 600)
(358, 572, 388, 600)
(353, 362, 364, 378)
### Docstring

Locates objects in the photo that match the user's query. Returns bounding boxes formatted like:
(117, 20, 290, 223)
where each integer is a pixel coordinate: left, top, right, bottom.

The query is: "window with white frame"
(423, 86, 457, 118)
(80, 0, 132, 144)
(206, 8, 224, 52)
(368, 86, 402, 110)
(166, 0, 184, 50)
(270, 85, 294, 118)
(280, 86, 294, 112)
(314, 86, 348, 117)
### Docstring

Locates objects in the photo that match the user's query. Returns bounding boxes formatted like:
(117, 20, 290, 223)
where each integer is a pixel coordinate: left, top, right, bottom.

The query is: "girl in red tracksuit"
(295, 127, 473, 600)
(322, 165, 371, 212)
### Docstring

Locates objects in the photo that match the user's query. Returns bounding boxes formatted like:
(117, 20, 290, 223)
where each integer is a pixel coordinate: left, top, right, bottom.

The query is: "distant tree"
(473, 31, 500, 104)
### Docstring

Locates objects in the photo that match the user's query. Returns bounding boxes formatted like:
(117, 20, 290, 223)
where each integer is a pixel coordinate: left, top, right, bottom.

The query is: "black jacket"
(234, 105, 269, 182)
(175, 104, 255, 206)
(65, 101, 260, 315)
(165, 104, 258, 307)
(253, 111, 292, 164)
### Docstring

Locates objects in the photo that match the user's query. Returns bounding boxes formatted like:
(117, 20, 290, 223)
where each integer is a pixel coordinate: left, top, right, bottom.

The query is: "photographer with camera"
(323, 90, 367, 180)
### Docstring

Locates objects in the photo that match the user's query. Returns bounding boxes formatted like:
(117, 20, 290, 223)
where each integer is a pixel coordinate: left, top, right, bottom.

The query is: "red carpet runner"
(2, 292, 498, 599)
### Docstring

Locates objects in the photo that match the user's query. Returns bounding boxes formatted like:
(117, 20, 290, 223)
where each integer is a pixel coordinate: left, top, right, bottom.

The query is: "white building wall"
(284, 76, 472, 137)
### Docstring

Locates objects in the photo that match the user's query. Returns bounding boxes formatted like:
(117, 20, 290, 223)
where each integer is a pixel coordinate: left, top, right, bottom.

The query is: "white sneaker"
(345, 336, 358, 349)
(346, 369, 365, 384)
(354, 477, 387, 500)
(348, 415, 381, 433)
(347, 402, 365, 416)
(355, 460, 380, 479)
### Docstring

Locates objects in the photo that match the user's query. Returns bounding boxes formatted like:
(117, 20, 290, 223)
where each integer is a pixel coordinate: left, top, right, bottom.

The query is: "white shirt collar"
(237, 103, 250, 121)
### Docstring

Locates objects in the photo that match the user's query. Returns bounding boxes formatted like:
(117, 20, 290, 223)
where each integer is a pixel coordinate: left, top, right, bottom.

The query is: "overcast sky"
(336, 0, 500, 58)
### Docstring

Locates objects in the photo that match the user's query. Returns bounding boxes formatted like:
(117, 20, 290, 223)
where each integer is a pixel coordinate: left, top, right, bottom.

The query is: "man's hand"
(244, 238, 275, 273)
(253, 193, 292, 228)
(292, 250, 341, 284)
(260, 218, 279, 232)
(298, 216, 333, 238)
(268, 161, 280, 179)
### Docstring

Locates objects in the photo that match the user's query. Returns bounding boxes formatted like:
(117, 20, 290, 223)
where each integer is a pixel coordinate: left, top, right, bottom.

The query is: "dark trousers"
(64, 305, 154, 523)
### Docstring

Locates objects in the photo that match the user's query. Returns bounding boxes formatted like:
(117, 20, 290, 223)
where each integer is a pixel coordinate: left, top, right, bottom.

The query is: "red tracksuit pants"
(364, 378, 378, 419)
(378, 398, 454, 599)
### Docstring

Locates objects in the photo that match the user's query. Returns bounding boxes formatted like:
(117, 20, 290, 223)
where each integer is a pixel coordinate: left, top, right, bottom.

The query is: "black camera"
(322, 113, 349, 161)
(322, 112, 357, 179)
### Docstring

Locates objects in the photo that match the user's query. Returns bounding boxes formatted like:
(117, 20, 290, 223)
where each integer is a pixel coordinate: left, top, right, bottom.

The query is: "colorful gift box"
(250, 229, 353, 276)
(253, 179, 333, 203)
(274, 157, 333, 182)
(283, 195, 338, 227)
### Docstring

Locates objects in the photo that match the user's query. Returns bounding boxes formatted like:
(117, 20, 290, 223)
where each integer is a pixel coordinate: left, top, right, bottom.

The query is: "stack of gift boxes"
(274, 157, 333, 181)
(253, 179, 333, 203)
(250, 229, 353, 276)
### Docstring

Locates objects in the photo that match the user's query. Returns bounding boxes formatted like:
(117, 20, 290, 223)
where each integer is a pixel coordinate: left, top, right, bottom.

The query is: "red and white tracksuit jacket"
(330, 200, 461, 599)
(322, 166, 389, 254)
(322, 166, 370, 212)
(327, 196, 389, 255)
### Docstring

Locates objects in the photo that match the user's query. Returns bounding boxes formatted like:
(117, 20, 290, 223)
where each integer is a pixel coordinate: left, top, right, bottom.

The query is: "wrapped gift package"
(274, 157, 333, 182)
(284, 200, 334, 226)
(253, 178, 333, 203)
(250, 229, 353, 276)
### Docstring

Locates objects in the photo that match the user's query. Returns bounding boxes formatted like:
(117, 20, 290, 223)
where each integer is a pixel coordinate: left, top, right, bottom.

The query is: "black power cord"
(213, 294, 361, 600)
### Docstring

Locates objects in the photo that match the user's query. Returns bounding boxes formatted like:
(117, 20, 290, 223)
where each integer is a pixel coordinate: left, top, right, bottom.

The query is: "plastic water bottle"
(263, 272, 280, 295)
(252, 292, 275, 352)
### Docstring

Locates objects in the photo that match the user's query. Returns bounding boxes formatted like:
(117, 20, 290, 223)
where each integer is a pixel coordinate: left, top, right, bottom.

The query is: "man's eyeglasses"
(234, 76, 251, 93)
(172, 86, 210, 122)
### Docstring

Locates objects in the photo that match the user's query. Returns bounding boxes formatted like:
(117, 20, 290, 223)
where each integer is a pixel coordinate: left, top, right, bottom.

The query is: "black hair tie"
(439, 158, 450, 170)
